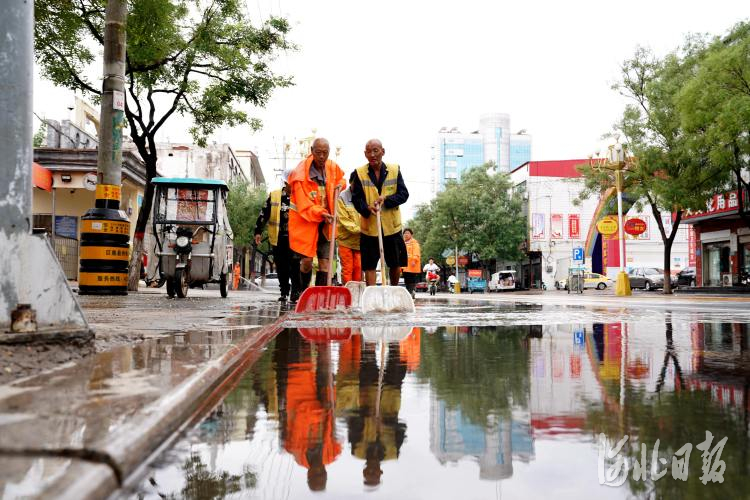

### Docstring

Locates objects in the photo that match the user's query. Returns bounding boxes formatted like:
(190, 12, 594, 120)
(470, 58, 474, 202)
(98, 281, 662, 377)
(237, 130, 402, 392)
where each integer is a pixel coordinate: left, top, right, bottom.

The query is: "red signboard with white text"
(683, 191, 741, 220)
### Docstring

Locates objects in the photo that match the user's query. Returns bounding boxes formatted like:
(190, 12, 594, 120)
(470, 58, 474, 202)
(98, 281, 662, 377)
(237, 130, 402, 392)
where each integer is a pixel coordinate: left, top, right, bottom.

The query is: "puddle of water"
(122, 318, 750, 500)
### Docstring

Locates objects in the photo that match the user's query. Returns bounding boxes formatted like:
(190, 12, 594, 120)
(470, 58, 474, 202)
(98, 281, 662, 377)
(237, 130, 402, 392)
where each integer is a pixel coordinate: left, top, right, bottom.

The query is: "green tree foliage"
(34, 0, 293, 287)
(678, 21, 750, 228)
(577, 40, 720, 293)
(226, 180, 267, 250)
(407, 164, 526, 266)
(32, 123, 46, 147)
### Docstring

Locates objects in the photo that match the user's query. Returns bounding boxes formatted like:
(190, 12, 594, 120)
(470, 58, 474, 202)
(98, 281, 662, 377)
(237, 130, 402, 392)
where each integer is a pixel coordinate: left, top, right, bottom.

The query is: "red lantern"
(624, 218, 647, 236)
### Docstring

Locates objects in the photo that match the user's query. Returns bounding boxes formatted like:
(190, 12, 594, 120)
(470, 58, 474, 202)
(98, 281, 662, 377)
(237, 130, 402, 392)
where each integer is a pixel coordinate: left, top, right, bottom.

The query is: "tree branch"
(44, 43, 100, 95)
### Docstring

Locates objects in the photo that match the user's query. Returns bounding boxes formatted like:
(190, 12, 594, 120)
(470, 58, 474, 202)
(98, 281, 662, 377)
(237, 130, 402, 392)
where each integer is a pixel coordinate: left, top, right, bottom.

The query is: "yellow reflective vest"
(356, 164, 402, 237)
(336, 189, 361, 250)
(268, 189, 282, 246)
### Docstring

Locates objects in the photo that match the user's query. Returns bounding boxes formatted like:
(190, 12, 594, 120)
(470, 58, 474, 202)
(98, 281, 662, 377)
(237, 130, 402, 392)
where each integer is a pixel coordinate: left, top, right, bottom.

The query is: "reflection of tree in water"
(417, 326, 531, 425)
(588, 320, 750, 499)
(173, 452, 256, 500)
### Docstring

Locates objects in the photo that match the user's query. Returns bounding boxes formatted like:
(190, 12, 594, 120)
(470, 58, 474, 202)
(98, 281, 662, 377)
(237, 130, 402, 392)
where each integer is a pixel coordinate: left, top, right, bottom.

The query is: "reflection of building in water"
(529, 325, 604, 437)
(429, 392, 534, 480)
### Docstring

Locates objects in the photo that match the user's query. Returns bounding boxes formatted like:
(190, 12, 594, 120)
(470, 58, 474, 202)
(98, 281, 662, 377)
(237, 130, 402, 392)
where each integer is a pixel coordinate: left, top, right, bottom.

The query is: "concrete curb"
(69, 315, 286, 499)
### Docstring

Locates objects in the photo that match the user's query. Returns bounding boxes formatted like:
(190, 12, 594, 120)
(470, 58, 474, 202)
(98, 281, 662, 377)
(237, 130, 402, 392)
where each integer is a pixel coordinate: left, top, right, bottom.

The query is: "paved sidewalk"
(0, 288, 287, 499)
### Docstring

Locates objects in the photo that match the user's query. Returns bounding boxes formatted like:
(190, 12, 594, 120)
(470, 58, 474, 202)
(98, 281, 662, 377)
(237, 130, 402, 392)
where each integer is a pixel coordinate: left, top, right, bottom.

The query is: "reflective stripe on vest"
(268, 189, 282, 246)
(356, 163, 402, 237)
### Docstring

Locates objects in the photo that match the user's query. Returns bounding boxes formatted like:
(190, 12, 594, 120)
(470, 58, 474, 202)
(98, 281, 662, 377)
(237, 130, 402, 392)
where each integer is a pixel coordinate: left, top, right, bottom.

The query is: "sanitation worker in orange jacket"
(288, 137, 346, 294)
(401, 228, 421, 299)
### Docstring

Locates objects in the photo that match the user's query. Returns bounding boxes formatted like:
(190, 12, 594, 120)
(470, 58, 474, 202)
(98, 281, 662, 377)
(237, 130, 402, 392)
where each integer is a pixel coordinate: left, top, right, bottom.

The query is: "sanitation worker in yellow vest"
(350, 139, 409, 287)
(336, 172, 363, 284)
(253, 168, 299, 302)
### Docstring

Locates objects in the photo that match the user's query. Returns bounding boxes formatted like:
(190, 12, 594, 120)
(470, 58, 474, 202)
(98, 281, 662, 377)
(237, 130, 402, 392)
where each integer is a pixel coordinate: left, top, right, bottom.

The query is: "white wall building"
(508, 159, 689, 290)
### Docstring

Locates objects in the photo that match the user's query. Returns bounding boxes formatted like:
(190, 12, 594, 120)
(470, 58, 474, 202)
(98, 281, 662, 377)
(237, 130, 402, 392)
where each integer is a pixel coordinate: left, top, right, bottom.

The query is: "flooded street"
(123, 302, 750, 499)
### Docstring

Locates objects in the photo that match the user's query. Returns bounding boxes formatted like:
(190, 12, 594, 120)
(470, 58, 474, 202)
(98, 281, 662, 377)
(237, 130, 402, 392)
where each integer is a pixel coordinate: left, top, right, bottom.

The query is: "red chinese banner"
(568, 214, 580, 239)
(688, 226, 696, 267)
(551, 214, 563, 239)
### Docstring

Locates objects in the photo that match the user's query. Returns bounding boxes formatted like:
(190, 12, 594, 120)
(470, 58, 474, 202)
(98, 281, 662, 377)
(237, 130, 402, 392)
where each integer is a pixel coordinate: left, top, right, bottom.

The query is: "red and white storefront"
(683, 190, 750, 287)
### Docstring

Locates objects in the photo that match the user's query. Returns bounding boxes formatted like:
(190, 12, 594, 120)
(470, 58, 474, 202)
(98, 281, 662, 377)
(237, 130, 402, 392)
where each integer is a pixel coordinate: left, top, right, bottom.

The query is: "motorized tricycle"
(150, 177, 233, 298)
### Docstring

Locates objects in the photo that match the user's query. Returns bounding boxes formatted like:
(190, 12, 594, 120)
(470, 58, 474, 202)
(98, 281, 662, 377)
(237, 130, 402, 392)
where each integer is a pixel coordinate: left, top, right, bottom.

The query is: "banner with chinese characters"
(688, 226, 696, 266)
(568, 214, 580, 239)
(550, 214, 563, 239)
(532, 213, 545, 240)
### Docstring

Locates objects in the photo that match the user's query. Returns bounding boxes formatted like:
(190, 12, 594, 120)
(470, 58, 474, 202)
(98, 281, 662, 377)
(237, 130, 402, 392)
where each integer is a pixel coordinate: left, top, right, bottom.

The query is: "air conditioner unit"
(721, 273, 732, 287)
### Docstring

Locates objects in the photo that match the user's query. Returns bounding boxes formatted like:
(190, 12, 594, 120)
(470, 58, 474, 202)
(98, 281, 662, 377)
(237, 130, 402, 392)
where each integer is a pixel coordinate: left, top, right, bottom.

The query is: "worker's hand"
(254, 234, 261, 246)
(368, 204, 379, 215)
(322, 211, 334, 224)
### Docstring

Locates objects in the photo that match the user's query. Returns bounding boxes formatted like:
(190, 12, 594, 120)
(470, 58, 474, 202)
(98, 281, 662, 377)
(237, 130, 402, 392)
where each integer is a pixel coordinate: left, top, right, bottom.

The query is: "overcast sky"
(34, 0, 749, 218)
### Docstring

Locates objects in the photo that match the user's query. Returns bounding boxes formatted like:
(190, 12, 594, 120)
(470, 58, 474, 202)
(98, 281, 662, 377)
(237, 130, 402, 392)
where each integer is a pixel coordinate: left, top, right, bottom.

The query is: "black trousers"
(273, 235, 300, 297)
(403, 272, 421, 292)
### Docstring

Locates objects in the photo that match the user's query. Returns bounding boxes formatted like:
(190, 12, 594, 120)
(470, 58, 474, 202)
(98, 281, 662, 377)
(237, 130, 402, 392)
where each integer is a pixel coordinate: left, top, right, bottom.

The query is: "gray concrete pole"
(0, 0, 33, 311)
(0, 0, 88, 333)
(0, 0, 33, 239)
(78, 0, 131, 295)
(96, 0, 127, 198)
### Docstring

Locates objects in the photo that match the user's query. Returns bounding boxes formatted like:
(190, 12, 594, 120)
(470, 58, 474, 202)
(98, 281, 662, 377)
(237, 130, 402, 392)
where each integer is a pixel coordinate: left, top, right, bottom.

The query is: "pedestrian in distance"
(401, 228, 421, 299)
(253, 168, 300, 302)
(288, 138, 346, 294)
(423, 257, 440, 295)
(350, 139, 409, 287)
(337, 172, 363, 284)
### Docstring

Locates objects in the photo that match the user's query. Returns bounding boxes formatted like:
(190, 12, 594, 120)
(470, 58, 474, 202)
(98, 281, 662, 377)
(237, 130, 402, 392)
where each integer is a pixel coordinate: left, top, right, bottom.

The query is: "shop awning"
(33, 162, 53, 192)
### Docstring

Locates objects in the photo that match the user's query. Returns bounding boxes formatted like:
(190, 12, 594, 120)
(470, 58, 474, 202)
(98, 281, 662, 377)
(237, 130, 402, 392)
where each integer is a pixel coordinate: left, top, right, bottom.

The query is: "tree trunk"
(663, 237, 674, 295)
(127, 161, 157, 290)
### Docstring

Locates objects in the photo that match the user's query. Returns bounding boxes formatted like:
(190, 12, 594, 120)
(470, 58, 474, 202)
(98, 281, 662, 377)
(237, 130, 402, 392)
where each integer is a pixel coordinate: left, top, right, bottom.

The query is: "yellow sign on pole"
(596, 217, 618, 236)
(446, 256, 456, 266)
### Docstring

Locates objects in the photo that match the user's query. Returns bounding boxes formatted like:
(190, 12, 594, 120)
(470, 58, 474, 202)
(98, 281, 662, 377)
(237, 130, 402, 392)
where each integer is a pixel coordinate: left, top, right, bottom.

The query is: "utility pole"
(78, 0, 131, 295)
(0, 0, 88, 334)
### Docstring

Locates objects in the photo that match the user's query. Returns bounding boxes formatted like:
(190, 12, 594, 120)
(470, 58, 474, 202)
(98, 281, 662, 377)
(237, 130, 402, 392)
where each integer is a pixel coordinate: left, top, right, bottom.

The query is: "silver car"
(628, 267, 674, 290)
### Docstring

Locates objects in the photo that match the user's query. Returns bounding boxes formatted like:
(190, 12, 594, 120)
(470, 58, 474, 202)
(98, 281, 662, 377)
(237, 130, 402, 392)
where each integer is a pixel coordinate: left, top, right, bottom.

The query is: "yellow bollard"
(454, 282, 461, 294)
(615, 271, 632, 296)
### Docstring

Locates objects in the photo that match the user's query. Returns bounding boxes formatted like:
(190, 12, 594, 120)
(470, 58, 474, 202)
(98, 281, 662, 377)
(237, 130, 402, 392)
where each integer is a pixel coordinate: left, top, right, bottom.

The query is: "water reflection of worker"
(275, 330, 341, 491)
(346, 340, 407, 486)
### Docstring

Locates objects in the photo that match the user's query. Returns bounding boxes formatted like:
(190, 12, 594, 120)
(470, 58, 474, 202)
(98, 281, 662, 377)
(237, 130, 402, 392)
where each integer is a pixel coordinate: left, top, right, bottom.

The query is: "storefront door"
(703, 242, 730, 286)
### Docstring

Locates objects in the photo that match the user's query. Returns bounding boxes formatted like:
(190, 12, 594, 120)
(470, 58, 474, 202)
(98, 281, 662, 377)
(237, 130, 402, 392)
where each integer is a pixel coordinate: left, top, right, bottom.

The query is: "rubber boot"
(315, 272, 328, 286)
(301, 271, 312, 290)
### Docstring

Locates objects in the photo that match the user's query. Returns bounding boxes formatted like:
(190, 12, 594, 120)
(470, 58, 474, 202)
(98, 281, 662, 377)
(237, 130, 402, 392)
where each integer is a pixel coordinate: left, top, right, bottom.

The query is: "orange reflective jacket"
(288, 155, 346, 258)
(402, 238, 421, 273)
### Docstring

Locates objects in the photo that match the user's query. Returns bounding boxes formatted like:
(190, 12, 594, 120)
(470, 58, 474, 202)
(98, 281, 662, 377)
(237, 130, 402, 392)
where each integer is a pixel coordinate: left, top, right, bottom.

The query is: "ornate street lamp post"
(589, 142, 633, 297)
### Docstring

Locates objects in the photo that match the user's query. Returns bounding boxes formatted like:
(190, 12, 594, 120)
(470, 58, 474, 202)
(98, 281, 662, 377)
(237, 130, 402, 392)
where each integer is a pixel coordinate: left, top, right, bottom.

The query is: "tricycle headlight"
(176, 235, 190, 248)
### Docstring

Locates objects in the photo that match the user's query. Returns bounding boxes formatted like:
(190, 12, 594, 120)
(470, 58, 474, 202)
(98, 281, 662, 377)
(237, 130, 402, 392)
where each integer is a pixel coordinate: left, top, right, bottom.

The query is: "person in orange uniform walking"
(336, 172, 362, 284)
(401, 228, 421, 299)
(288, 138, 346, 296)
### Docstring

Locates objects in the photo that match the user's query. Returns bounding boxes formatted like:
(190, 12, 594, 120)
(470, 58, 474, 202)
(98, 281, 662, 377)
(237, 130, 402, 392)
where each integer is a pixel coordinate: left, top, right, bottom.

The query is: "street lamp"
(589, 142, 633, 297)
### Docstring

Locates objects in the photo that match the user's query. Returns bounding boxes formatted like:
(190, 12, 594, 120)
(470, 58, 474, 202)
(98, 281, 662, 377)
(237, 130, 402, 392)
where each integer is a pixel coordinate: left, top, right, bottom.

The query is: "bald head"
(364, 139, 385, 168)
(311, 138, 330, 168)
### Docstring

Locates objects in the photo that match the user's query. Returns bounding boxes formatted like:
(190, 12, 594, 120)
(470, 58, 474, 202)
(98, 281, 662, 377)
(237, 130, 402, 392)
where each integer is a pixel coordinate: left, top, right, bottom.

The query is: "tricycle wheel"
(175, 268, 188, 298)
(166, 278, 176, 298)
(220, 272, 228, 298)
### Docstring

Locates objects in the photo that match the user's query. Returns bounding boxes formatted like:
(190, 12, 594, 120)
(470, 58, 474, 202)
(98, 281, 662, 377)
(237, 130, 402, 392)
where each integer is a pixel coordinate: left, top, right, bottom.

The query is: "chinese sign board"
(568, 214, 580, 239)
(683, 191, 742, 220)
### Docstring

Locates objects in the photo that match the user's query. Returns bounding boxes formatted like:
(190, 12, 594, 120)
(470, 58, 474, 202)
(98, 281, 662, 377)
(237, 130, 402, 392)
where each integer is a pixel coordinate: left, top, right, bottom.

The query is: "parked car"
(583, 272, 613, 290)
(628, 267, 676, 290)
(488, 270, 516, 292)
(676, 267, 696, 287)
